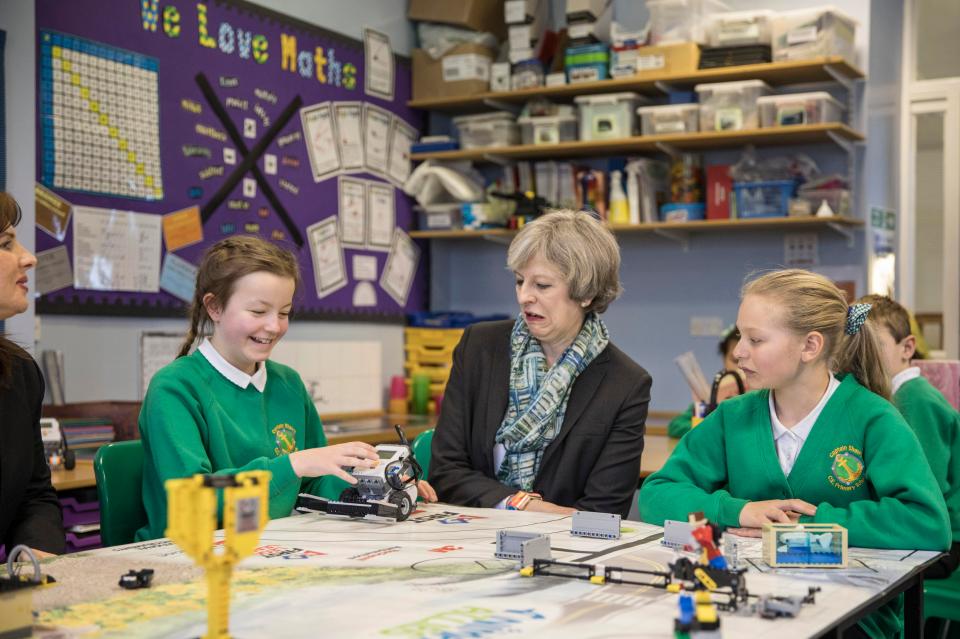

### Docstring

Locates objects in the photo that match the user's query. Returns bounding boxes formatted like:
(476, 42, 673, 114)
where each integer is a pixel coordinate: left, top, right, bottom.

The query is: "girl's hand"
(289, 442, 379, 481)
(416, 479, 438, 503)
(524, 499, 576, 515)
(738, 499, 817, 528)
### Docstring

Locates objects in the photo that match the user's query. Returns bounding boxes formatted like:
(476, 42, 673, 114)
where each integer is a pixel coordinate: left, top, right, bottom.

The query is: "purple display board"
(35, 0, 424, 321)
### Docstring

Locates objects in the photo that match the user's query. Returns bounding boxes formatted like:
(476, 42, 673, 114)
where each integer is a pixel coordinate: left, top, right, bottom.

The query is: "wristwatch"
(506, 491, 543, 510)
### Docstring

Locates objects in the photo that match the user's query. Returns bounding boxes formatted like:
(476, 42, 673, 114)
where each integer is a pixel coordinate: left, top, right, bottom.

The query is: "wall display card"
(34, 183, 72, 241)
(72, 205, 161, 292)
(300, 102, 341, 182)
(140, 332, 183, 399)
(352, 254, 377, 281)
(306, 216, 348, 299)
(363, 103, 392, 177)
(352, 281, 377, 307)
(161, 205, 204, 252)
(366, 182, 395, 251)
(338, 176, 367, 248)
(35, 245, 74, 295)
(332, 101, 365, 172)
(159, 252, 198, 303)
(380, 228, 419, 307)
(363, 28, 394, 102)
(387, 117, 416, 187)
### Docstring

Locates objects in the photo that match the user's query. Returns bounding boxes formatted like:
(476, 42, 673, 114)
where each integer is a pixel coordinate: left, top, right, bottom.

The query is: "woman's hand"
(416, 479, 438, 503)
(738, 499, 817, 528)
(524, 499, 576, 515)
(289, 442, 379, 482)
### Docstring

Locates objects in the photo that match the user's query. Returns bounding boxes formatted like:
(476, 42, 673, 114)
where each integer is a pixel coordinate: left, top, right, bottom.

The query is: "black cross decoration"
(194, 72, 304, 247)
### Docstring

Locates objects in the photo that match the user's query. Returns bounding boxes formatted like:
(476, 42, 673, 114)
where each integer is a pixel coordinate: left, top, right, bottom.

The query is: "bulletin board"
(34, 0, 425, 321)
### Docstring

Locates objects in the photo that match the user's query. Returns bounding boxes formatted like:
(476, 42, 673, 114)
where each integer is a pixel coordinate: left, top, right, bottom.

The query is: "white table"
(33, 504, 939, 638)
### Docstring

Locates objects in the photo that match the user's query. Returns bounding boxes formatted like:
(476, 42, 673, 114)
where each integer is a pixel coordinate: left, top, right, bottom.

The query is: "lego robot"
(295, 425, 422, 522)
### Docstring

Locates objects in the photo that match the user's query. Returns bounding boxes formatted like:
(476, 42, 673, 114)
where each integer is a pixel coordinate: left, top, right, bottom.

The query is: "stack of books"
(60, 417, 115, 460)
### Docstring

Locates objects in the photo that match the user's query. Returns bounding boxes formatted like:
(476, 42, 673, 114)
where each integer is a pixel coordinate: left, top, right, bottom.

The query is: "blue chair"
(93, 440, 147, 547)
(412, 429, 434, 481)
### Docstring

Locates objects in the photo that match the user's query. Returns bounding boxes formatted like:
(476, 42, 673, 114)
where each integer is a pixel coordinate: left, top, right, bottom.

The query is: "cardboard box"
(408, 0, 506, 39)
(412, 43, 495, 101)
(706, 165, 732, 220)
(505, 0, 542, 25)
(633, 42, 701, 76)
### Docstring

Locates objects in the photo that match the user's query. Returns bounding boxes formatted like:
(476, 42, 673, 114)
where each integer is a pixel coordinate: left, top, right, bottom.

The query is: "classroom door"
(899, 86, 960, 358)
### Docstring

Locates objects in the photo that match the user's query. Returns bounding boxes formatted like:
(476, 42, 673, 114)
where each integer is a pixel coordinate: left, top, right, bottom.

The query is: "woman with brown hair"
(0, 192, 64, 556)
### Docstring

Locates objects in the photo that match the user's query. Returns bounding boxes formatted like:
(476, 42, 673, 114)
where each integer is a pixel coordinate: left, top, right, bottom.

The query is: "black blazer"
(431, 320, 652, 518)
(0, 350, 65, 554)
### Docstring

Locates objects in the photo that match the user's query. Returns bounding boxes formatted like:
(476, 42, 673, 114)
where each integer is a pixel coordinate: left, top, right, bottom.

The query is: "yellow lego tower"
(165, 471, 270, 639)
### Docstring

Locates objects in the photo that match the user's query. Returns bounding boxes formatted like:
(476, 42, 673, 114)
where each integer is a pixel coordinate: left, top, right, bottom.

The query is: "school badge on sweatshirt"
(273, 423, 299, 456)
(828, 445, 865, 491)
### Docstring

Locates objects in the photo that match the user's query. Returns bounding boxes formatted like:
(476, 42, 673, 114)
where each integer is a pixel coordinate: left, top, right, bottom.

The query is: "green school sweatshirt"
(136, 350, 345, 541)
(640, 374, 949, 639)
(894, 375, 960, 542)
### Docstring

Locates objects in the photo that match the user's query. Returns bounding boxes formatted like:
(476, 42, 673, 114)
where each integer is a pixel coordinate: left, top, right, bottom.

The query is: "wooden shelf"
(410, 123, 864, 162)
(410, 216, 864, 244)
(408, 57, 864, 112)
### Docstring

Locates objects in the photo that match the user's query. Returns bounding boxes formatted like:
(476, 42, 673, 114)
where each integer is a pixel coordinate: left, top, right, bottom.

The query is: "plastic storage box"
(695, 79, 771, 131)
(647, 0, 730, 45)
(574, 92, 647, 141)
(799, 188, 851, 216)
(638, 104, 700, 135)
(452, 112, 520, 149)
(757, 91, 844, 127)
(733, 180, 794, 218)
(565, 43, 610, 83)
(661, 202, 705, 221)
(706, 10, 774, 47)
(60, 496, 101, 528)
(518, 113, 578, 145)
(772, 6, 857, 63)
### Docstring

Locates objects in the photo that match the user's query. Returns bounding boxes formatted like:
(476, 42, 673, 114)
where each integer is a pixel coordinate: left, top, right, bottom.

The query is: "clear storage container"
(757, 91, 844, 127)
(772, 6, 857, 64)
(647, 0, 729, 45)
(637, 104, 700, 135)
(799, 188, 851, 217)
(707, 9, 774, 47)
(517, 113, 579, 145)
(574, 92, 648, 141)
(695, 79, 771, 131)
(452, 112, 520, 149)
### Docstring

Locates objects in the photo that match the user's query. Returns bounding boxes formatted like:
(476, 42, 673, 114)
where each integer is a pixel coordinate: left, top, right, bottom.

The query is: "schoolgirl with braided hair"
(641, 268, 948, 639)
(136, 236, 435, 541)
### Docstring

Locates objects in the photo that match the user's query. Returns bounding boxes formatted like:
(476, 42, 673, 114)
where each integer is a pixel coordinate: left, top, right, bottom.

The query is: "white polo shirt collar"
(198, 338, 267, 392)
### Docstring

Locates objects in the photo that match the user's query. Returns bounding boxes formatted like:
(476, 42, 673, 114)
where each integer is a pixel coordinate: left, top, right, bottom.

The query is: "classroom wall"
(0, 0, 416, 402)
(432, 0, 895, 412)
(1, 0, 899, 408)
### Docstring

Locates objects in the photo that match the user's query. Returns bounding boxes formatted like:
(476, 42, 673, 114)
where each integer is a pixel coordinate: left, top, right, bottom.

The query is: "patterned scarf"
(495, 312, 609, 490)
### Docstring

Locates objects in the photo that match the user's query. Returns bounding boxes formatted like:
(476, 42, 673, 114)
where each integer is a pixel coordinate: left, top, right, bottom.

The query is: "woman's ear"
(800, 331, 825, 363)
(580, 298, 593, 308)
(202, 293, 222, 322)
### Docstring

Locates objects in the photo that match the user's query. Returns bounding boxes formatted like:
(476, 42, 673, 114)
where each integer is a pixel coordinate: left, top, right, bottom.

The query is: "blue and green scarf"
(495, 312, 609, 490)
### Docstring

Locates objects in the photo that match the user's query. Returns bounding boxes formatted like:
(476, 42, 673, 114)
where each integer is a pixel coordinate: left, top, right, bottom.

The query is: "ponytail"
(836, 320, 891, 400)
(743, 269, 890, 399)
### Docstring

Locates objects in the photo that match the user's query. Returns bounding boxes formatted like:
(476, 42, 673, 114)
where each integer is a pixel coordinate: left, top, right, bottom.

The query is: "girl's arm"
(640, 408, 747, 527)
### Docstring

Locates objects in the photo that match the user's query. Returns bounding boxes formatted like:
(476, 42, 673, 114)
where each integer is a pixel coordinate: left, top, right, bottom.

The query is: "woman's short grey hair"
(506, 209, 623, 313)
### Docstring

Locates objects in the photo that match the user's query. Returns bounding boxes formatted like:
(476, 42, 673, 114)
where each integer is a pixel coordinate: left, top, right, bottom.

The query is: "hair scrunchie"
(845, 303, 872, 335)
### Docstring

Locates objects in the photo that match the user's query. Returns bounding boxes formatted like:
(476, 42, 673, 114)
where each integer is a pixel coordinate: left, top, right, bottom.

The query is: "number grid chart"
(39, 31, 163, 201)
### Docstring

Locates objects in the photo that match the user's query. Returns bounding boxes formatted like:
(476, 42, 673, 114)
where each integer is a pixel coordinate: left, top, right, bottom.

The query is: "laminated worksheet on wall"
(72, 205, 162, 292)
(140, 332, 184, 398)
